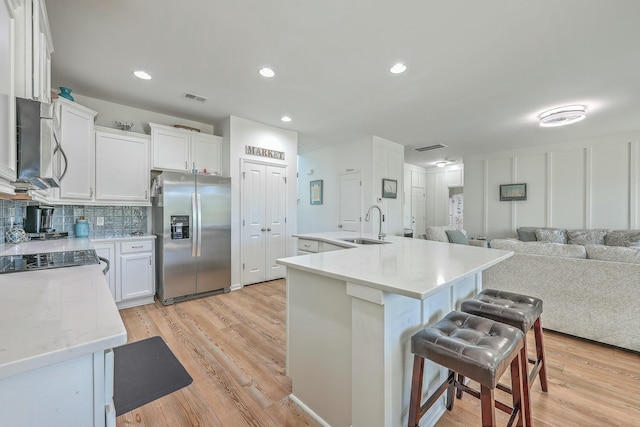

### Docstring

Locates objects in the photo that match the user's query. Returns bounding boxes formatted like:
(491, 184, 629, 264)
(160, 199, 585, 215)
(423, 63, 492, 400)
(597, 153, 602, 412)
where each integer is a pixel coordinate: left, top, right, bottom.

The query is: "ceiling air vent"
(413, 144, 448, 152)
(183, 92, 208, 103)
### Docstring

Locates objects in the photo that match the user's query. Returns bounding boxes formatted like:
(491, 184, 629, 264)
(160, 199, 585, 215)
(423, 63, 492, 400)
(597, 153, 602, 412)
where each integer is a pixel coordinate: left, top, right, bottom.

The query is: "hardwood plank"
(117, 280, 640, 427)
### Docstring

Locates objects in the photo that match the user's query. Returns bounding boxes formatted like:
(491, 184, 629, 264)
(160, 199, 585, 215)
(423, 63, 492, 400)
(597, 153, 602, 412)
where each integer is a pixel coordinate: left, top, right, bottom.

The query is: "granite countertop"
(279, 232, 513, 300)
(0, 238, 127, 379)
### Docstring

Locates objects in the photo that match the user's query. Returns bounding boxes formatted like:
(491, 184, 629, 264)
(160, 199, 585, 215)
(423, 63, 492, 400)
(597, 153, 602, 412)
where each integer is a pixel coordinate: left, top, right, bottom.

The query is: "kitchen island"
(276, 232, 513, 427)
(0, 238, 127, 427)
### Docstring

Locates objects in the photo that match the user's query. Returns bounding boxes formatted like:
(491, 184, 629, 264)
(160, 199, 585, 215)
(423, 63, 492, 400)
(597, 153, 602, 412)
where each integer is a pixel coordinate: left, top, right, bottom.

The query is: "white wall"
(71, 93, 215, 135)
(297, 135, 405, 237)
(297, 136, 372, 233)
(464, 132, 640, 238)
(222, 116, 298, 288)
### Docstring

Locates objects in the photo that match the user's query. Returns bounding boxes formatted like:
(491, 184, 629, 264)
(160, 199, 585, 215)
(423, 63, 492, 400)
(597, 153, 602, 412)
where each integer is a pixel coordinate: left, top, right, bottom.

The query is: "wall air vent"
(413, 144, 448, 152)
(183, 92, 208, 103)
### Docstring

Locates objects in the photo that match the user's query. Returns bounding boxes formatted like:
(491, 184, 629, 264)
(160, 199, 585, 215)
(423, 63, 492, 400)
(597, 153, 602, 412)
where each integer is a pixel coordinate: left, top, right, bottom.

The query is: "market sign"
(245, 145, 285, 160)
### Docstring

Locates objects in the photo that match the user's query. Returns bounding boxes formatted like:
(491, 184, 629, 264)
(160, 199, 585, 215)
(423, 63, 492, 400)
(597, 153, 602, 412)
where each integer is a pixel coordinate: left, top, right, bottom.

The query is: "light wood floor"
(117, 279, 640, 427)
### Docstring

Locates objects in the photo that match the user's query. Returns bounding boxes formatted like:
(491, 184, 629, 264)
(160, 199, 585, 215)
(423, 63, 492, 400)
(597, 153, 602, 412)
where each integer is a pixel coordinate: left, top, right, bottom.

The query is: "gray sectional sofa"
(483, 228, 640, 352)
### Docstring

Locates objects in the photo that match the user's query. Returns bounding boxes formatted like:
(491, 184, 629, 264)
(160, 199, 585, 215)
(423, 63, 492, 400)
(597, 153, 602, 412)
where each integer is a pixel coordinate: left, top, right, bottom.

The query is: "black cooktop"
(0, 250, 99, 274)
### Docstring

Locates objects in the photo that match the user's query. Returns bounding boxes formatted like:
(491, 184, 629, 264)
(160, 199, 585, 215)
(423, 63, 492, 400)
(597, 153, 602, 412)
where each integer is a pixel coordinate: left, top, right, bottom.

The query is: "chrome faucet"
(365, 205, 386, 240)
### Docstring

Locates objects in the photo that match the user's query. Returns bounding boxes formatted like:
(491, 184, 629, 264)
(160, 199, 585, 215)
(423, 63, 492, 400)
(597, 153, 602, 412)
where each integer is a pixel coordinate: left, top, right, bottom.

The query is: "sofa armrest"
(468, 239, 489, 248)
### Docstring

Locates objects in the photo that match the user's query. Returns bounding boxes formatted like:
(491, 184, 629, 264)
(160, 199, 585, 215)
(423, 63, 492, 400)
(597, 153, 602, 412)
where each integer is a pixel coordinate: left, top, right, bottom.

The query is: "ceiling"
(46, 1, 640, 168)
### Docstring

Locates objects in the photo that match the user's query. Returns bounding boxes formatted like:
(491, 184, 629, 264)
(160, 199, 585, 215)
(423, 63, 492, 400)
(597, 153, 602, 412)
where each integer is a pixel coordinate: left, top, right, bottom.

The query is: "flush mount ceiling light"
(281, 116, 292, 122)
(389, 63, 407, 74)
(133, 70, 152, 80)
(539, 105, 586, 127)
(435, 161, 447, 168)
(259, 67, 275, 78)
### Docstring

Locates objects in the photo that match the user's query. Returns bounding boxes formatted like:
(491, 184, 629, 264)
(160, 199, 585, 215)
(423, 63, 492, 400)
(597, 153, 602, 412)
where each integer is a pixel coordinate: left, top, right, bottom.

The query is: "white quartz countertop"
(0, 243, 127, 379)
(0, 237, 94, 256)
(279, 232, 513, 300)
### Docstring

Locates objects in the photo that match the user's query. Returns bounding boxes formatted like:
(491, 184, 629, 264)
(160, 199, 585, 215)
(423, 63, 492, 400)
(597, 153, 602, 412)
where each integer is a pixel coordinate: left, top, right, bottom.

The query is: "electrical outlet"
(96, 216, 104, 226)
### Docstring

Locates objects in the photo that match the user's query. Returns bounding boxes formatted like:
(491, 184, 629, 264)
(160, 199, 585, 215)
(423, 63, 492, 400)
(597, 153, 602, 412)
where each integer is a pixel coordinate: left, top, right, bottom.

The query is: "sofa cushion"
(490, 239, 586, 259)
(604, 230, 640, 248)
(425, 226, 457, 243)
(446, 229, 469, 245)
(535, 228, 567, 244)
(567, 229, 607, 245)
(585, 244, 640, 264)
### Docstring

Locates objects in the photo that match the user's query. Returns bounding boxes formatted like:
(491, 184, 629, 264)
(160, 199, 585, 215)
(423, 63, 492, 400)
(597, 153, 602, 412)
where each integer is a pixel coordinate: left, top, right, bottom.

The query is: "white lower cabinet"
(94, 242, 116, 300)
(92, 237, 155, 309)
(120, 243, 154, 302)
(0, 350, 114, 427)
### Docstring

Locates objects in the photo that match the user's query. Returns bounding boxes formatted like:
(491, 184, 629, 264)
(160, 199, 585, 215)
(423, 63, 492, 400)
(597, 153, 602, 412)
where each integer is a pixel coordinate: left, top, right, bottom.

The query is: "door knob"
(261, 228, 266, 231)
(267, 227, 272, 231)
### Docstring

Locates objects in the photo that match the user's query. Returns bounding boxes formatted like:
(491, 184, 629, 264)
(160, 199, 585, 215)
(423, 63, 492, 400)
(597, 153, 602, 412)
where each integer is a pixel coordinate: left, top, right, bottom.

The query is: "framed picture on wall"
(382, 178, 397, 199)
(310, 180, 323, 205)
(500, 183, 527, 201)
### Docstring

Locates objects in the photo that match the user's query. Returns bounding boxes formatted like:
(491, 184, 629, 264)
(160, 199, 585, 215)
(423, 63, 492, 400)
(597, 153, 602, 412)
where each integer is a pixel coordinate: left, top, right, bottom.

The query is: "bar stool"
(408, 311, 528, 427)
(460, 289, 549, 427)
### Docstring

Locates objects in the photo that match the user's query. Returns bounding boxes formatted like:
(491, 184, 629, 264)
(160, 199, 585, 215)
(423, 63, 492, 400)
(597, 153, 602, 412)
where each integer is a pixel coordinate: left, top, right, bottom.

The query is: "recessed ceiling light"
(435, 161, 447, 168)
(281, 116, 292, 122)
(539, 105, 586, 127)
(389, 63, 407, 74)
(133, 70, 152, 80)
(259, 67, 275, 78)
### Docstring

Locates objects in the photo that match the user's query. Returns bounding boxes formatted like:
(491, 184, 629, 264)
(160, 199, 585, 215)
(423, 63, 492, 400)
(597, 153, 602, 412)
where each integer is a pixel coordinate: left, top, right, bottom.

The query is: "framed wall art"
(499, 183, 527, 201)
(382, 178, 398, 199)
(310, 180, 323, 205)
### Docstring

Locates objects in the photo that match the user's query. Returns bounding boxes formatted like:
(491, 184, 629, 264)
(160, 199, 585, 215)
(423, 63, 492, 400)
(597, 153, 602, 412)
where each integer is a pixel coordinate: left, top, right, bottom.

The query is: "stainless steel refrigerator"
(153, 171, 231, 305)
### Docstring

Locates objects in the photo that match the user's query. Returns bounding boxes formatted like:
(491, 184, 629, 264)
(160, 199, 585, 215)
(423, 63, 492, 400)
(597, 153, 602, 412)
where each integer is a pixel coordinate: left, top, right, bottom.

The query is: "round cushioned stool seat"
(411, 311, 524, 388)
(460, 289, 543, 332)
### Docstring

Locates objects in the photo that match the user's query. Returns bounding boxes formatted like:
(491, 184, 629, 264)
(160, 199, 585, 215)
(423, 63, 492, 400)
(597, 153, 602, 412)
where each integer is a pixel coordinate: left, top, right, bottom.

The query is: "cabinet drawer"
(297, 239, 319, 253)
(120, 240, 153, 253)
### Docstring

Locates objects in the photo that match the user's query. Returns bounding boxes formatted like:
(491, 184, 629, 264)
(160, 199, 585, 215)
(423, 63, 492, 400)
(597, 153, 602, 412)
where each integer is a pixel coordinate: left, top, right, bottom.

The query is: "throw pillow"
(604, 230, 640, 248)
(534, 228, 567, 244)
(446, 229, 469, 245)
(516, 228, 538, 242)
(567, 229, 607, 245)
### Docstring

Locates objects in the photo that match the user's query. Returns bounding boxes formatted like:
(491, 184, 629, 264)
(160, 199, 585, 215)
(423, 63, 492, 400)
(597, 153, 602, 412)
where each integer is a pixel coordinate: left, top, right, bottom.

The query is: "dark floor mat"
(113, 336, 193, 416)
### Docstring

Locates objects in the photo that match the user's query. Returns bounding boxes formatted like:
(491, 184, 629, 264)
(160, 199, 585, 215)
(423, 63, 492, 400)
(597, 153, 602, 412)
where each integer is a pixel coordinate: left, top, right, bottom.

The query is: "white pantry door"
(411, 187, 426, 237)
(339, 171, 362, 232)
(242, 161, 287, 285)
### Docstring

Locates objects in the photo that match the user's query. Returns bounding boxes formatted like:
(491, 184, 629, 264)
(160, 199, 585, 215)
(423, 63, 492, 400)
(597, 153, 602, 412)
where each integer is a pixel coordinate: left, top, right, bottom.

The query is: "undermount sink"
(339, 237, 391, 245)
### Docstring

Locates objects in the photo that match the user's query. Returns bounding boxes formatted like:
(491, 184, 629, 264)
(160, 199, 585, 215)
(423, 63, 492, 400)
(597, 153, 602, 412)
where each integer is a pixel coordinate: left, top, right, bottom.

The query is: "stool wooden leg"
(520, 343, 532, 427)
(446, 369, 455, 411)
(456, 374, 465, 399)
(533, 318, 548, 392)
(480, 385, 496, 427)
(408, 355, 424, 427)
(510, 352, 525, 427)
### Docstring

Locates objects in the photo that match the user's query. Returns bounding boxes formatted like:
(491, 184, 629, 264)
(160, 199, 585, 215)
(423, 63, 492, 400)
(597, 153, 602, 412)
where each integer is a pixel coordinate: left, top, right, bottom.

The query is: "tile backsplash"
(0, 199, 149, 245)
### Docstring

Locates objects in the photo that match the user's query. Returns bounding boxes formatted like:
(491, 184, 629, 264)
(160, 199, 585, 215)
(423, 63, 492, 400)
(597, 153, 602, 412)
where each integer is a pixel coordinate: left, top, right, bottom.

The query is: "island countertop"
(0, 239, 127, 380)
(277, 232, 513, 300)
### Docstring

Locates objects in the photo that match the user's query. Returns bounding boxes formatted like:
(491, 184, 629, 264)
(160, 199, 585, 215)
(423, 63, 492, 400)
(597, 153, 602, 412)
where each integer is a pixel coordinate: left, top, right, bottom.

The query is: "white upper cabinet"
(0, 0, 16, 192)
(446, 168, 464, 187)
(13, 0, 53, 103)
(55, 98, 97, 201)
(150, 123, 221, 175)
(95, 127, 150, 203)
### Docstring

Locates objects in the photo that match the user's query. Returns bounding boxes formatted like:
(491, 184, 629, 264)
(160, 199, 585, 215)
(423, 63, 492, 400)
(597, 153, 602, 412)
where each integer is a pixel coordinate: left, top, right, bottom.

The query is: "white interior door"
(412, 187, 426, 237)
(265, 165, 287, 281)
(242, 163, 267, 285)
(339, 172, 361, 232)
(242, 161, 287, 285)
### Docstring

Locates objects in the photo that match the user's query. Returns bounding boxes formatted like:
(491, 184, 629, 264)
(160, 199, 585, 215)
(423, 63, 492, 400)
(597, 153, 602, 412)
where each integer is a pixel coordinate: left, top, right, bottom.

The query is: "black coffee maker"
(24, 205, 56, 233)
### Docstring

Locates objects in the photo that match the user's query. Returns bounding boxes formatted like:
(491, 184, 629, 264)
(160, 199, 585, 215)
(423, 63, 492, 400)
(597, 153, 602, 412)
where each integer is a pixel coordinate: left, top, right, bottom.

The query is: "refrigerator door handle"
(192, 192, 197, 257)
(196, 193, 202, 257)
